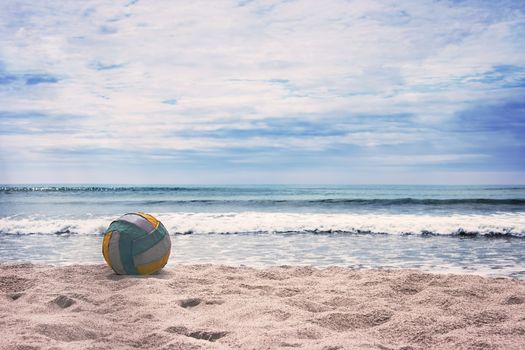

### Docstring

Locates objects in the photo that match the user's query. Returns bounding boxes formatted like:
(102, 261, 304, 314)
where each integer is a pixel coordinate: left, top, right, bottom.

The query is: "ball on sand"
(102, 212, 171, 275)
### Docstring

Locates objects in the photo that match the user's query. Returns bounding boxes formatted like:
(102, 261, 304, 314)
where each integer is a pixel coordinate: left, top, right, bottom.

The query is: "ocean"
(1, 185, 524, 278)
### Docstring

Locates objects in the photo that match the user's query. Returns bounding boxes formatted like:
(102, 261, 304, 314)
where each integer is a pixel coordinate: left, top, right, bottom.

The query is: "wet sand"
(1, 263, 524, 349)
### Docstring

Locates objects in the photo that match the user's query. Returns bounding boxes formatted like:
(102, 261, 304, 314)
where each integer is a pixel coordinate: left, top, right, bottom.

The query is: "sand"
(0, 264, 524, 350)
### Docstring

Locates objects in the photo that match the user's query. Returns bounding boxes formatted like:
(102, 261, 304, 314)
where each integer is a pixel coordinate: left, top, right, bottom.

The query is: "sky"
(0, 0, 524, 184)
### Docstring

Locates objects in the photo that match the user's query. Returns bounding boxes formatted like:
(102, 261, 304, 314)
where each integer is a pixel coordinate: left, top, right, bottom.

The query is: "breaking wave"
(0, 212, 523, 237)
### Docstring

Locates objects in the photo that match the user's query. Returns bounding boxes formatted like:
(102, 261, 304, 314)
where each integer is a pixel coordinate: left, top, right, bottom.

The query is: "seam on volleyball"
(131, 225, 166, 256)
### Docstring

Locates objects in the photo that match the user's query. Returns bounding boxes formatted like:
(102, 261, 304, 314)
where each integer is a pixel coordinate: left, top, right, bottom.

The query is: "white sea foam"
(0, 212, 524, 237)
(0, 216, 111, 235)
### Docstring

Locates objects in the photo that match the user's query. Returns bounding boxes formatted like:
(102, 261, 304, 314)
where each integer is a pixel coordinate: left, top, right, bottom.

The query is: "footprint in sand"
(50, 295, 76, 309)
(7, 292, 24, 301)
(165, 325, 228, 342)
(279, 341, 301, 347)
(178, 298, 224, 308)
(275, 287, 302, 297)
(178, 298, 202, 308)
(503, 295, 523, 305)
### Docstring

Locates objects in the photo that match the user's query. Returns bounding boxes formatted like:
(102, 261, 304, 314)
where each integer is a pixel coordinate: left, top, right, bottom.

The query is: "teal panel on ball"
(107, 220, 147, 240)
(119, 231, 138, 275)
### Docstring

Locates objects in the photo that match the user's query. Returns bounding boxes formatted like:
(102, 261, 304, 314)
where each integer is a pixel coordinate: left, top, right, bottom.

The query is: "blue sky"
(0, 0, 524, 184)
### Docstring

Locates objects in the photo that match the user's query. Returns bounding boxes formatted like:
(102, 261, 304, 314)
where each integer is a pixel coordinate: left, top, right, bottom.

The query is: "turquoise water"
(1, 185, 524, 277)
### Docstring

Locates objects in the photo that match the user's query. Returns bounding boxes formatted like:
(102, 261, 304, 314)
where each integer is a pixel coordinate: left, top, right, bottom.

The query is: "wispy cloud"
(25, 74, 59, 85)
(0, 0, 524, 183)
(90, 62, 125, 71)
(0, 72, 59, 85)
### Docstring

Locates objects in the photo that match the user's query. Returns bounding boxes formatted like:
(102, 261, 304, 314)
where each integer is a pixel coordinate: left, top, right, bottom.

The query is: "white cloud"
(0, 0, 524, 182)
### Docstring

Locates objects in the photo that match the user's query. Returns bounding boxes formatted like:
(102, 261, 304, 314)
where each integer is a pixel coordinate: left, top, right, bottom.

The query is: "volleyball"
(102, 212, 171, 275)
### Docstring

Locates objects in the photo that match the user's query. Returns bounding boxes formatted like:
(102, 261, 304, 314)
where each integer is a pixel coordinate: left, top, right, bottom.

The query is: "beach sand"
(1, 263, 524, 350)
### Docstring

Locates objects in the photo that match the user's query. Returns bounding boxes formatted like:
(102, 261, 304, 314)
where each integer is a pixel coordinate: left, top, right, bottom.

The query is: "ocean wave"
(0, 212, 523, 237)
(2, 185, 524, 192)
(119, 198, 525, 206)
(16, 198, 524, 207)
(0, 186, 201, 193)
(296, 198, 525, 206)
